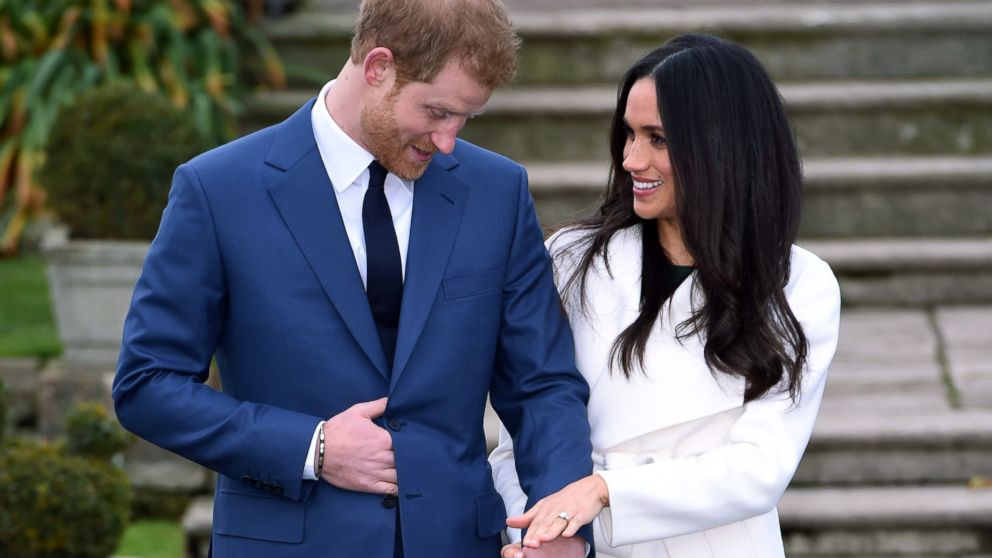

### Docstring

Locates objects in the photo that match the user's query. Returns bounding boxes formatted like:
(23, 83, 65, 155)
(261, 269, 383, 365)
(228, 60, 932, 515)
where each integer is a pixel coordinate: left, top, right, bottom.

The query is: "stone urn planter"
(37, 84, 205, 372)
(34, 85, 211, 500)
(39, 232, 148, 439)
(44, 236, 149, 367)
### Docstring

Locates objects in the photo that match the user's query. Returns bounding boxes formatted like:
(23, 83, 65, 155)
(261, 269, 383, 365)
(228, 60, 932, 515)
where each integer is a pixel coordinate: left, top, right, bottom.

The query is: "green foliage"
(115, 519, 183, 558)
(39, 83, 207, 239)
(0, 376, 7, 445)
(0, 404, 133, 558)
(0, 0, 284, 253)
(0, 255, 60, 357)
(64, 402, 131, 459)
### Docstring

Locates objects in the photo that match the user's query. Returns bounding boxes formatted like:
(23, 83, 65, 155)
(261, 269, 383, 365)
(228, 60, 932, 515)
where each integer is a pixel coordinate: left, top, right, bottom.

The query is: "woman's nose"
(622, 140, 648, 172)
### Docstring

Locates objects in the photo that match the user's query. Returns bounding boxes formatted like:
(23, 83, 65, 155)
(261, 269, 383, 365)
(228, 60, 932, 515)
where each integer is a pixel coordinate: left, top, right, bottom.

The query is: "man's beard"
(361, 91, 436, 181)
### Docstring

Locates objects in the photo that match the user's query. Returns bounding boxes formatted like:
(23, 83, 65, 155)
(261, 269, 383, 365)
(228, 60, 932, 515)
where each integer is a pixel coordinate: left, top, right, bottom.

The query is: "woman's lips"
(632, 177, 663, 197)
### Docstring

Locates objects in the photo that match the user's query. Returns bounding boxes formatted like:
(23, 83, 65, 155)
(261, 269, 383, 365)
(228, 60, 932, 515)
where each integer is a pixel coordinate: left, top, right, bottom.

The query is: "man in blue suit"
(112, 0, 593, 556)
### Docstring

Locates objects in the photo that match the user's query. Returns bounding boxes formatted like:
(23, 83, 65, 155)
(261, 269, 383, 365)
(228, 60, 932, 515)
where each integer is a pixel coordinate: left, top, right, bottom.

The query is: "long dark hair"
(555, 34, 808, 402)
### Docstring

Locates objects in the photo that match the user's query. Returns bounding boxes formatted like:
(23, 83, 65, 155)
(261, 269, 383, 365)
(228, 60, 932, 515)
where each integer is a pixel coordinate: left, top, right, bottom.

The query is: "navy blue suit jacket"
(113, 100, 593, 557)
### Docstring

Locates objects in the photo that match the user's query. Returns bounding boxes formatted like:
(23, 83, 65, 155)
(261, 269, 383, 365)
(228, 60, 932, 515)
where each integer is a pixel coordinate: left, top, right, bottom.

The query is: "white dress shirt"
(303, 80, 415, 479)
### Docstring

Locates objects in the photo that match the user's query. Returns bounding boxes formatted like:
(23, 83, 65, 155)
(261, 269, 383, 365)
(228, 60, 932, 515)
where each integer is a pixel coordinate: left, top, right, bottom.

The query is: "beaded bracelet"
(316, 421, 326, 475)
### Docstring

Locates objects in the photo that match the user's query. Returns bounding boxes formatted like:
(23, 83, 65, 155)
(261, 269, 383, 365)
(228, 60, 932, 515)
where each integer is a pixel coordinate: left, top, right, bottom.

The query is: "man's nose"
(432, 116, 468, 155)
(431, 128, 458, 155)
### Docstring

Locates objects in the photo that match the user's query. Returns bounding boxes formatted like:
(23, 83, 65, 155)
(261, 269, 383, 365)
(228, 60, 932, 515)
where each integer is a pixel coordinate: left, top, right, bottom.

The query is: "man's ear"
(363, 47, 395, 87)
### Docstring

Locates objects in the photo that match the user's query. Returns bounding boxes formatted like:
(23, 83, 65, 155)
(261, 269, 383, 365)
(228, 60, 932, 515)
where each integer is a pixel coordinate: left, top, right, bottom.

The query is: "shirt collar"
(310, 80, 414, 194)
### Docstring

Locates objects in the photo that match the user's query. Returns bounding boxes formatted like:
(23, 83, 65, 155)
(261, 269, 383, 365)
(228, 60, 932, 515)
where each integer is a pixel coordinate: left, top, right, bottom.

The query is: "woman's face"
(622, 78, 676, 222)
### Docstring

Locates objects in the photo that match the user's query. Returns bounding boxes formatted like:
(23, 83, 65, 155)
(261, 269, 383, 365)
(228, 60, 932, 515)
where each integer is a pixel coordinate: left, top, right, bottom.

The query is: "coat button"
(387, 418, 402, 431)
(272, 485, 285, 496)
(382, 495, 397, 509)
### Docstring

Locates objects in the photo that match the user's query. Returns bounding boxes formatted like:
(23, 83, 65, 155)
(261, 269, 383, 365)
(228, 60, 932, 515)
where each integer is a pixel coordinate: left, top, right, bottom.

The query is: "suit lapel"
(391, 155, 466, 387)
(265, 100, 389, 378)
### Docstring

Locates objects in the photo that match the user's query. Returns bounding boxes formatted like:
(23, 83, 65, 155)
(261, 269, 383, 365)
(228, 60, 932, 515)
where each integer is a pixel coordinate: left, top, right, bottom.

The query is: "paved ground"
(821, 305, 992, 415)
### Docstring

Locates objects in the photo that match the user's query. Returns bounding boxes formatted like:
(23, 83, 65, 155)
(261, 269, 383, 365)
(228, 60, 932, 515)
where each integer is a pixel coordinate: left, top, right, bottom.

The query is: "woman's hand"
(506, 474, 609, 548)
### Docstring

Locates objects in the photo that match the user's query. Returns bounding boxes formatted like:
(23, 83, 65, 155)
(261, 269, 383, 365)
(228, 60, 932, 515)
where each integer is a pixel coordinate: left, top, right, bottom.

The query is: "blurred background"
(0, 0, 990, 557)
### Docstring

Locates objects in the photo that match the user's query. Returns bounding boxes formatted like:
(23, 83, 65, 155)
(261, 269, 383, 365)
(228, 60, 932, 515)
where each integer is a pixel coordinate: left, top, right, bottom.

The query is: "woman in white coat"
(490, 34, 841, 558)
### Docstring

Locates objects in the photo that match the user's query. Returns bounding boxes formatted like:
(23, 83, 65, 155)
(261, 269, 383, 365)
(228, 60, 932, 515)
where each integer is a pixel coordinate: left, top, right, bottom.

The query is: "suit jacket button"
(382, 495, 397, 509)
(273, 485, 285, 496)
(387, 419, 402, 431)
(242, 475, 254, 486)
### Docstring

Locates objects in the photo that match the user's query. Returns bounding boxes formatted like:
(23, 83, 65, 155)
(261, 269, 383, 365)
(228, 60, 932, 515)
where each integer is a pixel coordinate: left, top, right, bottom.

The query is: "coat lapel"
(391, 154, 466, 388)
(264, 100, 389, 378)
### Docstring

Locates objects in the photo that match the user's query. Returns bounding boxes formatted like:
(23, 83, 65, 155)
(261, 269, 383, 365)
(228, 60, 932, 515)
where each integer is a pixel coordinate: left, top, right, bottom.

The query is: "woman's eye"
(651, 134, 667, 146)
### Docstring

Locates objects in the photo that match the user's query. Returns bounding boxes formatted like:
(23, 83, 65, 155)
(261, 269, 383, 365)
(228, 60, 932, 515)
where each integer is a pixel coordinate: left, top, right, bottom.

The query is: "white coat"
(490, 225, 841, 558)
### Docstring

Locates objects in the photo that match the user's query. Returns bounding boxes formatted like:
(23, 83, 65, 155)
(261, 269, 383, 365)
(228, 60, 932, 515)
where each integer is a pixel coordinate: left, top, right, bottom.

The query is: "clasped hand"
(501, 474, 609, 557)
(319, 397, 398, 496)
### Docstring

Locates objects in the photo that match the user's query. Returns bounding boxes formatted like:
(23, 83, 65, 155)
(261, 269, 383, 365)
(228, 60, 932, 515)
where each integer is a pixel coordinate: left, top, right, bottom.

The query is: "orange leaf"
(51, 8, 82, 51)
(0, 18, 17, 62)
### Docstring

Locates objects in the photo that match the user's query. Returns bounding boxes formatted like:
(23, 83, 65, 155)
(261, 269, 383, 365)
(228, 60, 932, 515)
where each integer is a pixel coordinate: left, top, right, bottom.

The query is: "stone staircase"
(251, 0, 992, 308)
(201, 1, 992, 556)
(783, 305, 992, 557)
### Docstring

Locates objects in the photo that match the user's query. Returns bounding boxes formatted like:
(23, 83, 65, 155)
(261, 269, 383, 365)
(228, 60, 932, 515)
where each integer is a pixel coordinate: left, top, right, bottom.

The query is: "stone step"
(180, 486, 992, 557)
(469, 81, 992, 159)
(0, 358, 41, 433)
(522, 157, 992, 237)
(268, 3, 992, 85)
(800, 237, 992, 306)
(179, 485, 992, 558)
(822, 308, 950, 413)
(243, 79, 992, 159)
(795, 410, 992, 486)
(182, 496, 212, 558)
(779, 485, 992, 557)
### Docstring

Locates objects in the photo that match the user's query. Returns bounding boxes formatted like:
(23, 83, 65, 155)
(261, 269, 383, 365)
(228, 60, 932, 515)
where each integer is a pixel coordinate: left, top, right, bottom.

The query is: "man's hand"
(501, 537, 586, 558)
(320, 397, 397, 495)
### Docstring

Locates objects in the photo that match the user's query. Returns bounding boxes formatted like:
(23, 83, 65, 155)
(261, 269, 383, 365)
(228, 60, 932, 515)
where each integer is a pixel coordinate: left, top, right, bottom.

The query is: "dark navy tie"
(363, 160, 402, 372)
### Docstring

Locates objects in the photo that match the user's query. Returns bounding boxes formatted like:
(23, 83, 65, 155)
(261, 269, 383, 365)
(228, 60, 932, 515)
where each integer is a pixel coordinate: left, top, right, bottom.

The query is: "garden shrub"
(0, 397, 132, 558)
(39, 83, 208, 240)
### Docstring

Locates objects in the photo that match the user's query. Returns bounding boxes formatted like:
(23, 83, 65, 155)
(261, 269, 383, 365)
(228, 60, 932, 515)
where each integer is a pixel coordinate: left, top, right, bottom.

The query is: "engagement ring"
(557, 512, 572, 521)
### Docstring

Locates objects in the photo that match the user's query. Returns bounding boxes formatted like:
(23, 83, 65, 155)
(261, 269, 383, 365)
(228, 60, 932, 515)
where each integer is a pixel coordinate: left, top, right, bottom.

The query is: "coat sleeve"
(486, 166, 594, 544)
(596, 255, 841, 545)
(490, 225, 590, 544)
(112, 163, 321, 502)
(489, 424, 529, 543)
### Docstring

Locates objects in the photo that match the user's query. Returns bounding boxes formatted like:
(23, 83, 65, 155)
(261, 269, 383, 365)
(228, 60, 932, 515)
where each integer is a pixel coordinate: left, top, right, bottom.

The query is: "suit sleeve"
(112, 163, 321, 502)
(490, 226, 589, 544)
(487, 165, 595, 543)
(595, 256, 841, 545)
